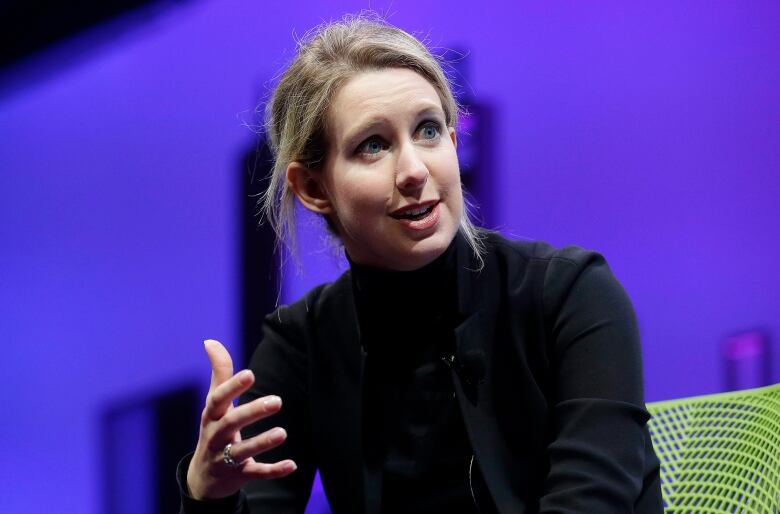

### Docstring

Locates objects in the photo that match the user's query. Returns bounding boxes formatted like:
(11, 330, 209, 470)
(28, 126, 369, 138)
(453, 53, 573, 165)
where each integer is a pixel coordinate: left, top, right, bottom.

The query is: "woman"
(178, 15, 663, 514)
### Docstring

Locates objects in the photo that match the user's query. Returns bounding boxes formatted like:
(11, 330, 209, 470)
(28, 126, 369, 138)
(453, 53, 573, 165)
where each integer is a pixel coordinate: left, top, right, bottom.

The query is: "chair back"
(646, 383, 780, 513)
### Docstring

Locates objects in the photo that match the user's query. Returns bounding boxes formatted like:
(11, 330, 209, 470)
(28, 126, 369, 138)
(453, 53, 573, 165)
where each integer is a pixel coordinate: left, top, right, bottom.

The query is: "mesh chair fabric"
(646, 383, 780, 513)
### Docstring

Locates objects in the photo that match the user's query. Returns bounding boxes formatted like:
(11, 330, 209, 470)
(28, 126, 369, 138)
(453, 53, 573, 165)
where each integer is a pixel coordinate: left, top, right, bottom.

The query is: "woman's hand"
(186, 339, 297, 500)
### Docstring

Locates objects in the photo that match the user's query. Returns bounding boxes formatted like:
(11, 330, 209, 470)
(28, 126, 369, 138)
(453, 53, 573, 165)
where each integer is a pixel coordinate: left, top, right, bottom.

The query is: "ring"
(223, 443, 240, 468)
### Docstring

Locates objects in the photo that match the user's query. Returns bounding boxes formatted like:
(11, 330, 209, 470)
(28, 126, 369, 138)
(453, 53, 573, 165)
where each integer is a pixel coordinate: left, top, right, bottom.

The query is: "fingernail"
(264, 396, 281, 409)
(270, 428, 286, 443)
(239, 370, 253, 384)
(285, 461, 297, 472)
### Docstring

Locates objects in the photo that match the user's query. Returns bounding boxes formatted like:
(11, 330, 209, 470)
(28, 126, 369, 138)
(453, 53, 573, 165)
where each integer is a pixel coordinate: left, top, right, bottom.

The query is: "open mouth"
(393, 203, 436, 221)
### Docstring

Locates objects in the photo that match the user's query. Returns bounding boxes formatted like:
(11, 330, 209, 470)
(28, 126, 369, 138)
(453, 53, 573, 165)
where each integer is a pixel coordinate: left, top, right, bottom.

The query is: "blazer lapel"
(311, 275, 379, 513)
(331, 274, 383, 514)
(452, 234, 526, 513)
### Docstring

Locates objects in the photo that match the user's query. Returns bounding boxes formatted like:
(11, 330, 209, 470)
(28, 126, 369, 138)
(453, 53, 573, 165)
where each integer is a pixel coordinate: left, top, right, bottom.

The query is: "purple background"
(1, 1, 778, 512)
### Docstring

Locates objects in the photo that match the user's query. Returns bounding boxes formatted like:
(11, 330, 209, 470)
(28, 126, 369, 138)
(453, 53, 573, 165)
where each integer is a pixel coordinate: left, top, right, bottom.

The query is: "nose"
(395, 143, 428, 192)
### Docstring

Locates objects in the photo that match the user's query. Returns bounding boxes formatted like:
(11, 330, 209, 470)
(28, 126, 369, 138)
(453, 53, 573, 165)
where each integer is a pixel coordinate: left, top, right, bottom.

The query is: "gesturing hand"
(186, 339, 297, 500)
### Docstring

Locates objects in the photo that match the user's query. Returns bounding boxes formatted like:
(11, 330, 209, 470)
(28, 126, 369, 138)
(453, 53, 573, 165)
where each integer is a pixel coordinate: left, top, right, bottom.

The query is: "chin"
(345, 217, 459, 271)
(389, 229, 456, 271)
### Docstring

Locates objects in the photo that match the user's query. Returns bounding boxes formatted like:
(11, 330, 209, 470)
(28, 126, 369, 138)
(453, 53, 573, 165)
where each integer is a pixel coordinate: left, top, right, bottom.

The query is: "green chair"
(646, 383, 780, 513)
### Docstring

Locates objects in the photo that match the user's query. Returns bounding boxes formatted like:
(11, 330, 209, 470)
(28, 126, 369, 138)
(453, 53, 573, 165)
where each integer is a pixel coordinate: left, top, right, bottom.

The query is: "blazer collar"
(454, 231, 499, 367)
(455, 230, 494, 317)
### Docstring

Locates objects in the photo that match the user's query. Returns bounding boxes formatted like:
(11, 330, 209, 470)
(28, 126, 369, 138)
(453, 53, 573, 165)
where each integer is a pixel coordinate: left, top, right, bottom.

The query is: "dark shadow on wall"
(101, 383, 199, 514)
(240, 137, 280, 368)
(0, 0, 193, 101)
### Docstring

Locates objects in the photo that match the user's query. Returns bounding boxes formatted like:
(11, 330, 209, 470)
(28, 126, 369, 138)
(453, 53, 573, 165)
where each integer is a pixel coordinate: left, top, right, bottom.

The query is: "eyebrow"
(341, 104, 444, 149)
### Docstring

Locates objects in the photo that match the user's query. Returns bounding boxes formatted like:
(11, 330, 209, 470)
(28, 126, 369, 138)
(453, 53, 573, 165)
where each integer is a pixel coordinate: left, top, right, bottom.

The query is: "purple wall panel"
(1, 1, 778, 513)
(486, 3, 780, 401)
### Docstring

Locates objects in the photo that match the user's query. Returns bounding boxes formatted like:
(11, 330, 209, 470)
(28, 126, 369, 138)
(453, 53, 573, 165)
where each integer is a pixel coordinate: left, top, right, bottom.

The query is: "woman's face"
(320, 68, 462, 271)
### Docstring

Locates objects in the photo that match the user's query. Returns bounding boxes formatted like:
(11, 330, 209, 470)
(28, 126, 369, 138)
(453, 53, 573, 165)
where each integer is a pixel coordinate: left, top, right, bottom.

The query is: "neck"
(349, 235, 460, 353)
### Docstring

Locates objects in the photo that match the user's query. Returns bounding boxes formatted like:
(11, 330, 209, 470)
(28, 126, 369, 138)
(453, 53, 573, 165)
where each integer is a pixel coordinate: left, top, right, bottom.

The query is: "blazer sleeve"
(178, 305, 316, 514)
(537, 247, 658, 513)
(239, 306, 317, 513)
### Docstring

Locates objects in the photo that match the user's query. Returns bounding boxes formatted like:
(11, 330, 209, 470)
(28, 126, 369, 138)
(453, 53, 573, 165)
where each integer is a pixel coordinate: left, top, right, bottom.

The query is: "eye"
(416, 121, 441, 141)
(356, 137, 388, 156)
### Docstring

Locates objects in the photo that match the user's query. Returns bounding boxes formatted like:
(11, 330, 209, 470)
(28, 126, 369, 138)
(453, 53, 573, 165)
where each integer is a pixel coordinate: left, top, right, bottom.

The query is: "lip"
(389, 200, 440, 218)
(390, 201, 441, 232)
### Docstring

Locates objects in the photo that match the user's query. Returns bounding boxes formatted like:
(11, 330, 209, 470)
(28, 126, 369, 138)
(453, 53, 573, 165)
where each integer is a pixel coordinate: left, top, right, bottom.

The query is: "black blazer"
(180, 232, 663, 513)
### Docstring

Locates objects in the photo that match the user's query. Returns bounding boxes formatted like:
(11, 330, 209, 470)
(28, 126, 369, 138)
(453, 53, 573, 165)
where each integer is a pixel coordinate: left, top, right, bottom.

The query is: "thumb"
(204, 339, 234, 392)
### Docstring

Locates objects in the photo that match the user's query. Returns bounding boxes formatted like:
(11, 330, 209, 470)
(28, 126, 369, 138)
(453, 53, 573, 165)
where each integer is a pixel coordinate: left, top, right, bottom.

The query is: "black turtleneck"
(348, 236, 482, 514)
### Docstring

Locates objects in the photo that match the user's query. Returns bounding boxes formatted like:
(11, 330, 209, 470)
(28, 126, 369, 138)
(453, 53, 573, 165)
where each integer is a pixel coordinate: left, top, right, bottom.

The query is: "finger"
(227, 427, 287, 463)
(204, 369, 257, 422)
(242, 459, 297, 480)
(209, 395, 282, 445)
(204, 339, 234, 392)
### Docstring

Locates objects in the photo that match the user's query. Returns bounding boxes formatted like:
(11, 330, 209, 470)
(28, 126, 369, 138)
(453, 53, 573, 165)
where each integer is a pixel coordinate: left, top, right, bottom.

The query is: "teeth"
(393, 203, 436, 219)
(406, 205, 430, 216)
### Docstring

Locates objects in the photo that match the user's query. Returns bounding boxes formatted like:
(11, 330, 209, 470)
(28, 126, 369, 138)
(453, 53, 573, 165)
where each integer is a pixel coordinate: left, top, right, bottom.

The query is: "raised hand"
(186, 339, 297, 500)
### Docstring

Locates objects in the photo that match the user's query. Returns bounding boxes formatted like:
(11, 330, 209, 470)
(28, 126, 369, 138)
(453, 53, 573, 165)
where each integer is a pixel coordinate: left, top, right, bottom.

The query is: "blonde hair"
(261, 13, 485, 267)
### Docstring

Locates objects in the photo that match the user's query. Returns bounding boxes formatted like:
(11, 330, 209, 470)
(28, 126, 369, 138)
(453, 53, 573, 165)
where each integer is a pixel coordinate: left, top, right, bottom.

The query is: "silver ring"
(223, 443, 240, 468)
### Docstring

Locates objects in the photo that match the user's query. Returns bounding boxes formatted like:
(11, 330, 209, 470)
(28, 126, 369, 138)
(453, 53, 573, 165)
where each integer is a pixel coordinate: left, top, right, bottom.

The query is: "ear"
(286, 161, 333, 214)
(449, 127, 457, 150)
